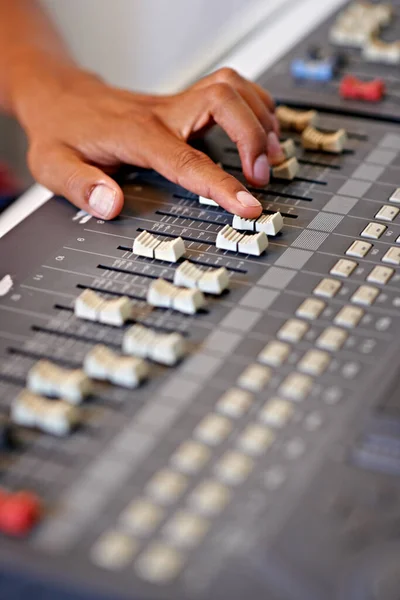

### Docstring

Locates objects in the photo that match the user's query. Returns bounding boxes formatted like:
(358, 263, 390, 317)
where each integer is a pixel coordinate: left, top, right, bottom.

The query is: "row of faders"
(331, 2, 398, 64)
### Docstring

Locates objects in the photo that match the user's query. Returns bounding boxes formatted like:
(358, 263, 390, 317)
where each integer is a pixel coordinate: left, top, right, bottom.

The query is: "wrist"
(8, 48, 99, 130)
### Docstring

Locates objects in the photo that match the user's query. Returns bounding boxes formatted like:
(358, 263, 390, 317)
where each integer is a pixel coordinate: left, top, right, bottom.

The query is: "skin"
(0, 0, 285, 220)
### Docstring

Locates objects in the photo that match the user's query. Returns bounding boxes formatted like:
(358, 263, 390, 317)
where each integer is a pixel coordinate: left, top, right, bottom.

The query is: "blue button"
(291, 58, 334, 82)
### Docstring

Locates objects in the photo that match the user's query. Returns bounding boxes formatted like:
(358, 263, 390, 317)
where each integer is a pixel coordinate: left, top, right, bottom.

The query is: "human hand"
(12, 58, 284, 220)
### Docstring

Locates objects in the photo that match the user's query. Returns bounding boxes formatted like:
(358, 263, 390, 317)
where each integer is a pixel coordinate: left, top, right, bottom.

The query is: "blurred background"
(0, 0, 286, 203)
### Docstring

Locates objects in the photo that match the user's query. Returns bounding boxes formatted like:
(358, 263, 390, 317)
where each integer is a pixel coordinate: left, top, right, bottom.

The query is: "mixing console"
(1, 2, 400, 599)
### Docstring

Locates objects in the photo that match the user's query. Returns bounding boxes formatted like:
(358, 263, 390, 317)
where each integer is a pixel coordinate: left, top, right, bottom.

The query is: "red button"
(0, 491, 41, 536)
(340, 75, 385, 102)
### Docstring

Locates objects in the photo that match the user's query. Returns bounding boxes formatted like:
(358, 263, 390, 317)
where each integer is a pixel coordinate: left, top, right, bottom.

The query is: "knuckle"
(172, 147, 205, 174)
(208, 82, 236, 104)
(215, 67, 241, 85)
(27, 142, 52, 181)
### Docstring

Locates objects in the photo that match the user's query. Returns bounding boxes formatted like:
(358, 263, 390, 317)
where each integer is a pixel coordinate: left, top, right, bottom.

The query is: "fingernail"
(237, 190, 261, 208)
(89, 185, 116, 218)
(253, 154, 270, 183)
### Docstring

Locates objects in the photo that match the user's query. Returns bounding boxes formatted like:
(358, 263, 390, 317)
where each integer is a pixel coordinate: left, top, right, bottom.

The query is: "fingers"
(28, 143, 124, 219)
(135, 122, 263, 218)
(190, 68, 284, 183)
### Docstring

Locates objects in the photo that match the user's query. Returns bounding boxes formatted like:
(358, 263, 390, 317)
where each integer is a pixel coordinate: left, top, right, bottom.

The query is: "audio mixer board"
(1, 2, 400, 599)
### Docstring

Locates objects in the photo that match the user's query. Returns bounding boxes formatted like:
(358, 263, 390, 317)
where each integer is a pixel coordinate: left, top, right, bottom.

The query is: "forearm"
(0, 0, 76, 116)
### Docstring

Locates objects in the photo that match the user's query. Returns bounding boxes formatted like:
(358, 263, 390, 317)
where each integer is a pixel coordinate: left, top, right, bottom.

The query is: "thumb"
(28, 143, 124, 219)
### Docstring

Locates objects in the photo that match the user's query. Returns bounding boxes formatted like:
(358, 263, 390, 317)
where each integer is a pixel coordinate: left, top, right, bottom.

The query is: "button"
(74, 289, 103, 321)
(170, 441, 211, 475)
(216, 225, 268, 256)
(298, 349, 331, 375)
(123, 325, 186, 367)
(237, 364, 272, 392)
(367, 265, 394, 285)
(361, 222, 387, 240)
(216, 389, 253, 419)
(120, 500, 164, 536)
(84, 345, 149, 389)
(27, 360, 91, 405)
(232, 212, 284, 235)
(146, 470, 188, 506)
(194, 414, 232, 446)
(214, 451, 254, 485)
(189, 480, 230, 516)
(147, 278, 206, 314)
(199, 196, 218, 207)
(276, 105, 318, 132)
(11, 390, 80, 437)
(174, 261, 229, 295)
(330, 258, 357, 278)
(259, 398, 295, 428)
(340, 75, 385, 102)
(334, 305, 364, 328)
(0, 491, 41, 537)
(135, 543, 183, 583)
(91, 531, 138, 571)
(302, 126, 347, 154)
(237, 424, 275, 456)
(389, 188, 400, 204)
(382, 247, 400, 266)
(296, 298, 325, 320)
(163, 511, 209, 548)
(314, 278, 342, 298)
(346, 240, 373, 258)
(316, 326, 347, 351)
(351, 285, 379, 306)
(272, 157, 300, 180)
(133, 231, 186, 262)
(277, 319, 309, 343)
(258, 341, 290, 367)
(98, 296, 133, 327)
(280, 138, 296, 159)
(375, 205, 400, 222)
(279, 373, 313, 401)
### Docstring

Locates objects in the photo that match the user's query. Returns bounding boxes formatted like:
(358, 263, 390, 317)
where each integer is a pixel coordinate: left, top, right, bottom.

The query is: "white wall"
(41, 0, 279, 92)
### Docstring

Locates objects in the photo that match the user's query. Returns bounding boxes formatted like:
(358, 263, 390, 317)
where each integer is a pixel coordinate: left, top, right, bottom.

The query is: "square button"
(120, 500, 164, 536)
(298, 349, 330, 376)
(313, 278, 342, 298)
(238, 364, 272, 392)
(237, 424, 275, 456)
(189, 480, 230, 516)
(146, 470, 187, 506)
(316, 327, 347, 351)
(346, 240, 372, 258)
(216, 389, 253, 418)
(135, 543, 183, 584)
(361, 222, 387, 240)
(382, 247, 400, 266)
(367, 265, 394, 285)
(279, 373, 313, 401)
(334, 306, 364, 328)
(330, 259, 357, 278)
(389, 188, 400, 204)
(351, 285, 379, 306)
(259, 398, 295, 428)
(296, 298, 325, 320)
(277, 319, 309, 343)
(258, 341, 290, 367)
(214, 451, 254, 485)
(195, 414, 232, 446)
(375, 205, 400, 222)
(163, 511, 209, 548)
(171, 441, 211, 475)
